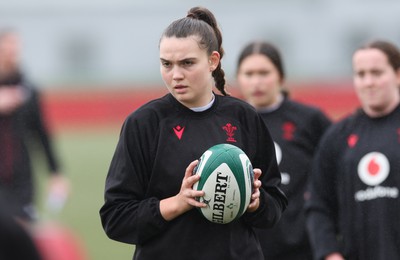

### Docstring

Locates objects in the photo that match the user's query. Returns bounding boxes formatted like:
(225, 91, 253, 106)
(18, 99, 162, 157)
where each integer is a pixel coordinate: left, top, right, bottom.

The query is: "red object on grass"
(33, 222, 88, 260)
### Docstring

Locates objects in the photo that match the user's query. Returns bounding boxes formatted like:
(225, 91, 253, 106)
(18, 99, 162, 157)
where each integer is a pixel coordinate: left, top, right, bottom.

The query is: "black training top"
(100, 93, 287, 260)
(0, 73, 60, 219)
(256, 97, 331, 260)
(305, 104, 400, 260)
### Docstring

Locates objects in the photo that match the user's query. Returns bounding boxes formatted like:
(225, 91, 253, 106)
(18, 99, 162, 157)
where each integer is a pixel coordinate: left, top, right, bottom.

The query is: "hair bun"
(186, 7, 217, 29)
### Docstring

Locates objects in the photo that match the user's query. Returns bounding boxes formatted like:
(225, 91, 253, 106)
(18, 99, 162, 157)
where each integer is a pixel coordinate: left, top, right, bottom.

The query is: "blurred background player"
(236, 41, 332, 260)
(305, 40, 400, 260)
(0, 28, 69, 222)
(0, 188, 43, 260)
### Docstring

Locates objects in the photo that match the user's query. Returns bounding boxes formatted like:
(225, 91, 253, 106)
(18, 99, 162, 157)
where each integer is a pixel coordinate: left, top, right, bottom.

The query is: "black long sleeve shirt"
(256, 97, 331, 260)
(0, 76, 60, 217)
(305, 105, 400, 260)
(100, 93, 287, 260)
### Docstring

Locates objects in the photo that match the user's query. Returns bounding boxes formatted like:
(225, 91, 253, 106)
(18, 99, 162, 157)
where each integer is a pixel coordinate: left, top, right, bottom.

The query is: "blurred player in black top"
(305, 40, 400, 260)
(236, 41, 331, 260)
(100, 7, 287, 260)
(0, 29, 69, 221)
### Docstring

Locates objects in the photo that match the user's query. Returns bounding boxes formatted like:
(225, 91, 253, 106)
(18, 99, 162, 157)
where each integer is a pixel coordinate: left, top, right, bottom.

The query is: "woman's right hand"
(160, 160, 206, 221)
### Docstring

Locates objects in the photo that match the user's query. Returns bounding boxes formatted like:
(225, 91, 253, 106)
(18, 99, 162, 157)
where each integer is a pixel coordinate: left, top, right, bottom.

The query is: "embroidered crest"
(282, 122, 296, 141)
(222, 123, 237, 142)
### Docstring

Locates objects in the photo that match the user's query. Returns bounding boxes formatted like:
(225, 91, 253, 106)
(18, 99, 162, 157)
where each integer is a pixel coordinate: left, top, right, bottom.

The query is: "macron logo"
(173, 125, 185, 140)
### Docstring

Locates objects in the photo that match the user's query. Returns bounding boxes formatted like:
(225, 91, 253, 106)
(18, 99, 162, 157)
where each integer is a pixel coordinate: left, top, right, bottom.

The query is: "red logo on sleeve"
(347, 134, 359, 148)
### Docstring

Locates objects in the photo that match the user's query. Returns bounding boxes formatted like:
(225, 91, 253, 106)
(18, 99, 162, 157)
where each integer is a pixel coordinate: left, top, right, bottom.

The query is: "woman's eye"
(162, 62, 171, 68)
(371, 70, 383, 77)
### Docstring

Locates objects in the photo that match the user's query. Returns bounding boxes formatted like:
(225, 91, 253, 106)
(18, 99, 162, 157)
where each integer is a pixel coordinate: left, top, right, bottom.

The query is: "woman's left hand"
(46, 174, 70, 214)
(247, 168, 262, 213)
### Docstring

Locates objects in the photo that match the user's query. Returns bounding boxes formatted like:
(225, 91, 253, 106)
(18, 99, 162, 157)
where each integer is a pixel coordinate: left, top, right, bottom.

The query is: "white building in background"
(1, 0, 399, 88)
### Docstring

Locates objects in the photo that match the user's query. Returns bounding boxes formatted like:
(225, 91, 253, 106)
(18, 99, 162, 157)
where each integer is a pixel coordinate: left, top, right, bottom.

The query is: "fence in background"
(42, 82, 359, 133)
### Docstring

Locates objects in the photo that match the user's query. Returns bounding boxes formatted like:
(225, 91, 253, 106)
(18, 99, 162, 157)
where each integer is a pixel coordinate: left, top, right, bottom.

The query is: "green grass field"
(33, 127, 134, 260)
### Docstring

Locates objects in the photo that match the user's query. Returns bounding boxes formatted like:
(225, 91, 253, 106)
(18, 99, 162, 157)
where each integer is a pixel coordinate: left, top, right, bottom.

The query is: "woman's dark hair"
(358, 40, 400, 72)
(237, 41, 285, 81)
(0, 71, 22, 86)
(160, 6, 228, 96)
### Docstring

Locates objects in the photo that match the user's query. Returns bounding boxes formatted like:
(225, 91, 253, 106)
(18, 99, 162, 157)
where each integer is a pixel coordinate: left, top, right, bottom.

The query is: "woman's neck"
(256, 93, 284, 113)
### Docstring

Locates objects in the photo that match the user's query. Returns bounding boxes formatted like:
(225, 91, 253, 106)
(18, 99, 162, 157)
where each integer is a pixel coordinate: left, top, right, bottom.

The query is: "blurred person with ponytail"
(100, 7, 287, 260)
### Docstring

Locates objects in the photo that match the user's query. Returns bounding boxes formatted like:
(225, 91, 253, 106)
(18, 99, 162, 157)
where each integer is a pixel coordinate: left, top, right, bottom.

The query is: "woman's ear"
(209, 51, 220, 72)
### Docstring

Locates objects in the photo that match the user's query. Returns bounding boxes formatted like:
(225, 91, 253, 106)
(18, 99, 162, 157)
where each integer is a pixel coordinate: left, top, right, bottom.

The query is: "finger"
(253, 179, 261, 190)
(247, 196, 260, 212)
(248, 198, 259, 210)
(185, 174, 202, 188)
(253, 168, 262, 180)
(181, 188, 207, 208)
(251, 187, 260, 200)
(185, 160, 199, 178)
(189, 199, 207, 208)
(185, 188, 205, 198)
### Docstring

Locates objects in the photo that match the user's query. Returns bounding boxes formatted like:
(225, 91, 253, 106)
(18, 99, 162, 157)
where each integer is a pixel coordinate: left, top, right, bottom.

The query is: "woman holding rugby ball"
(100, 6, 287, 260)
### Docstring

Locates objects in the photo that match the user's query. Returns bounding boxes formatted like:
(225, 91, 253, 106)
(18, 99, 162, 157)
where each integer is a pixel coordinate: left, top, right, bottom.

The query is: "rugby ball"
(193, 143, 254, 224)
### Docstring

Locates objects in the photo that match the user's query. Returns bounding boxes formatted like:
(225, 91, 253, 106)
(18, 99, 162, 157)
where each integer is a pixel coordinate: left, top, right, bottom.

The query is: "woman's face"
(237, 54, 282, 109)
(0, 33, 20, 71)
(159, 36, 219, 108)
(353, 48, 400, 117)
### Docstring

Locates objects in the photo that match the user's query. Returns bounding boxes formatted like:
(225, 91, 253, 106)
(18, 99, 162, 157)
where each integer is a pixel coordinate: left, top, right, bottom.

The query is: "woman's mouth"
(174, 85, 188, 94)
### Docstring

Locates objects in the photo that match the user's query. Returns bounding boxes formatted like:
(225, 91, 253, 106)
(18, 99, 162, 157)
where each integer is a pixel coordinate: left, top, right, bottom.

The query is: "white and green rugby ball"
(193, 143, 254, 224)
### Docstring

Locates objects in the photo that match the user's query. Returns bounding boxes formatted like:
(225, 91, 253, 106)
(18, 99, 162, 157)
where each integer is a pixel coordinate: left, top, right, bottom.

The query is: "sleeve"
(242, 114, 288, 228)
(99, 116, 168, 245)
(24, 88, 60, 173)
(304, 128, 341, 260)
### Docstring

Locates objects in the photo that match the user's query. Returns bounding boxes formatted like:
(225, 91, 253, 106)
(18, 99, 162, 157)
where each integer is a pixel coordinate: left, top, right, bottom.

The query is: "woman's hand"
(160, 160, 206, 221)
(0, 86, 24, 115)
(46, 174, 70, 214)
(247, 168, 262, 213)
(176, 160, 207, 211)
